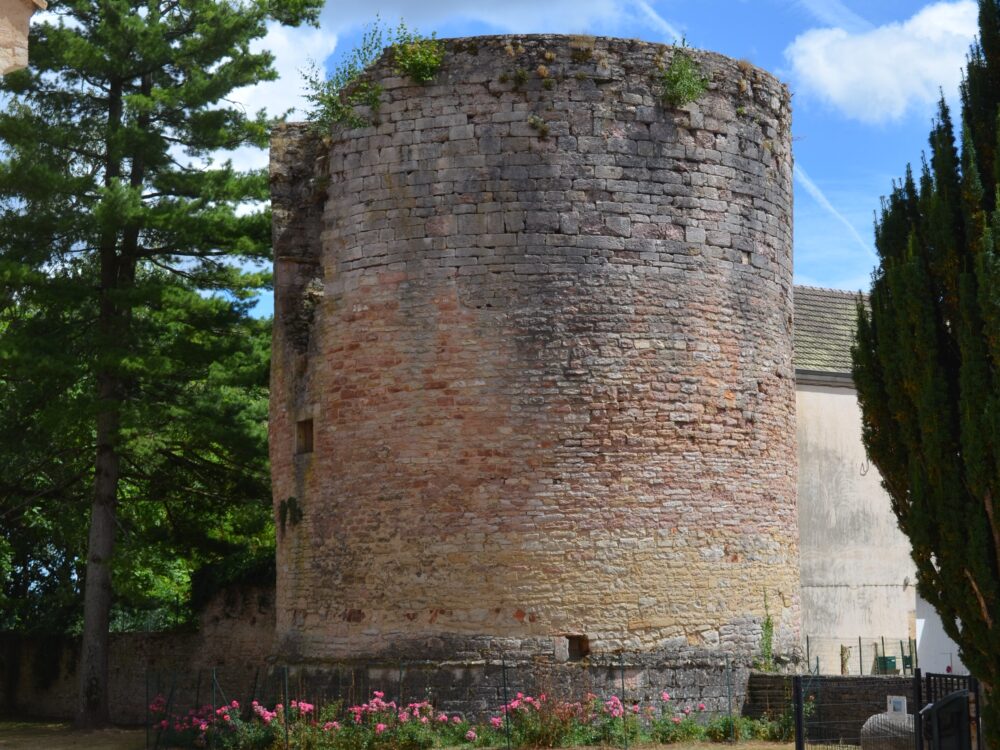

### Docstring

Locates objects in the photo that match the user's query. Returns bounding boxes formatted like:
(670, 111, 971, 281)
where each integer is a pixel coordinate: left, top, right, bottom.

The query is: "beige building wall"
(796, 377, 917, 674)
(1, 0, 44, 75)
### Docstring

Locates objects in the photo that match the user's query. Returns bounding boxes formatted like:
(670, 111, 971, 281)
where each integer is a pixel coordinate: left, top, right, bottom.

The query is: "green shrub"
(651, 715, 707, 743)
(661, 49, 708, 107)
(390, 25, 445, 83)
(704, 715, 758, 742)
(303, 19, 444, 130)
(302, 20, 385, 130)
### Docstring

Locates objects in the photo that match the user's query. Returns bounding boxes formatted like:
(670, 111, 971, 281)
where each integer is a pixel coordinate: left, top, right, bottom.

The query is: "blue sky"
(215, 0, 980, 316)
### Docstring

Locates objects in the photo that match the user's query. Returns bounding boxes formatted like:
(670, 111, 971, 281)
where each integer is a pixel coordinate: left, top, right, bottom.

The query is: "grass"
(0, 722, 795, 750)
(0, 721, 146, 749)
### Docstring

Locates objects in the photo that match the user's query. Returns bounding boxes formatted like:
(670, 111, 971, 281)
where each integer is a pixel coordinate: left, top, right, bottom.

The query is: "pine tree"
(0, 0, 320, 726)
(853, 1, 1000, 742)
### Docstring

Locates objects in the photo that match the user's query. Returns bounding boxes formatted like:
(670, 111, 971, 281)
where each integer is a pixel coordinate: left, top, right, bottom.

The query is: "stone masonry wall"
(270, 35, 797, 667)
(0, 0, 43, 75)
(0, 586, 274, 724)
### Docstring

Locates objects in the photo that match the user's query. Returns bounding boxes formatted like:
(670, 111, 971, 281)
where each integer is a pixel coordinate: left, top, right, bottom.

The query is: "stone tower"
(270, 35, 798, 668)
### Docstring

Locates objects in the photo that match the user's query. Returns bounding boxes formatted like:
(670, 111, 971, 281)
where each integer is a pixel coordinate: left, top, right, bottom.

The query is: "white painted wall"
(916, 594, 968, 675)
(796, 379, 917, 674)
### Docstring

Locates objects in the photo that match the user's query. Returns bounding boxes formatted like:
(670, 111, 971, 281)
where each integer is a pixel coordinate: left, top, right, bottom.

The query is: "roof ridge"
(794, 284, 866, 296)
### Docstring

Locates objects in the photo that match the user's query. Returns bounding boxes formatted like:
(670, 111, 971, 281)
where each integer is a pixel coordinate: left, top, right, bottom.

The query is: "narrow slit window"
(296, 419, 314, 454)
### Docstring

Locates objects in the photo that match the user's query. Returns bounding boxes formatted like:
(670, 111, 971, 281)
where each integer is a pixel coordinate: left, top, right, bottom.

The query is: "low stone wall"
(0, 585, 275, 724)
(2, 580, 797, 725)
(272, 651, 755, 720)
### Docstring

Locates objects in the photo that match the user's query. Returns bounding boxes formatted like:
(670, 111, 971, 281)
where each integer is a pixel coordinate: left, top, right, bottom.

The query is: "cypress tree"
(853, 1, 1000, 741)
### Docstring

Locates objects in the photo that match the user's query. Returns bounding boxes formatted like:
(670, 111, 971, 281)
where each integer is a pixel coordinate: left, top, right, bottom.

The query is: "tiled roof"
(793, 285, 865, 375)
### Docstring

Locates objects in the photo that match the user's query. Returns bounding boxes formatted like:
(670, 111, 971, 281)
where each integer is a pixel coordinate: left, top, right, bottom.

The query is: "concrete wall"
(916, 594, 968, 675)
(270, 34, 798, 665)
(796, 379, 916, 674)
(0, 0, 42, 74)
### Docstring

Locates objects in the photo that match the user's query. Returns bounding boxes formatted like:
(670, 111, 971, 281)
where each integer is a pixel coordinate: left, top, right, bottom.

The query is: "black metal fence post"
(145, 669, 150, 750)
(284, 666, 290, 750)
(914, 668, 924, 750)
(793, 675, 805, 750)
(398, 660, 404, 710)
(619, 653, 628, 750)
(501, 657, 512, 750)
(726, 655, 734, 743)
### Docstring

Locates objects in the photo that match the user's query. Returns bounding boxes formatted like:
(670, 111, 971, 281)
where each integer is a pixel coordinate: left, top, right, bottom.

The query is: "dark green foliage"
(852, 1, 1000, 742)
(0, 0, 320, 724)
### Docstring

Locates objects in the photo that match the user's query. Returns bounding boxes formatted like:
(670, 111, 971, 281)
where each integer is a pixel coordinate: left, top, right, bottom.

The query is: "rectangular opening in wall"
(567, 634, 590, 661)
(296, 418, 314, 454)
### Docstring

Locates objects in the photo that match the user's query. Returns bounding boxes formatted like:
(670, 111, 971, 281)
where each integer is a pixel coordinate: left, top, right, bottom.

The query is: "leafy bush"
(303, 19, 444, 130)
(661, 48, 708, 107)
(390, 24, 445, 83)
(704, 715, 758, 742)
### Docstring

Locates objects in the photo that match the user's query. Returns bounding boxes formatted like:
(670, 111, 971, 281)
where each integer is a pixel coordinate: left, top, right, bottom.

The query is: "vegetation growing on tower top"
(303, 19, 444, 131)
(660, 43, 709, 108)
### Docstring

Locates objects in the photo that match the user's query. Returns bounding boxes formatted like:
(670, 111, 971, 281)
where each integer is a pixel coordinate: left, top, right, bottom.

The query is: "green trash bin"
(875, 655, 897, 674)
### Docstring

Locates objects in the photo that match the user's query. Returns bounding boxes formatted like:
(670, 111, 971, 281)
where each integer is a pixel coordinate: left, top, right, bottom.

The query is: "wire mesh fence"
(803, 636, 918, 676)
(790, 669, 982, 750)
(795, 673, 914, 748)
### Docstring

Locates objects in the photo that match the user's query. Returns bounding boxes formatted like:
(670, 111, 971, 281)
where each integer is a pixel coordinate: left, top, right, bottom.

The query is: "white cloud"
(785, 1, 977, 124)
(794, 0, 871, 33)
(323, 0, 678, 40)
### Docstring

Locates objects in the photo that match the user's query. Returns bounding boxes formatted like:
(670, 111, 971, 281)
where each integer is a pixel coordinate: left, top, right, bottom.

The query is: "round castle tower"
(270, 35, 798, 666)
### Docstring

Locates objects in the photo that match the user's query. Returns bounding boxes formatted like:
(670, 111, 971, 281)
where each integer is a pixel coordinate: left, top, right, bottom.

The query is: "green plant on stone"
(661, 47, 709, 107)
(528, 114, 550, 139)
(754, 593, 776, 672)
(390, 22, 445, 83)
(302, 19, 386, 130)
(303, 18, 444, 130)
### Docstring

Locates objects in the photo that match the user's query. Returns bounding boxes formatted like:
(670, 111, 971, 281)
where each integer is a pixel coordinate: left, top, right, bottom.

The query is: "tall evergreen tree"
(0, 0, 320, 727)
(853, 1, 1000, 742)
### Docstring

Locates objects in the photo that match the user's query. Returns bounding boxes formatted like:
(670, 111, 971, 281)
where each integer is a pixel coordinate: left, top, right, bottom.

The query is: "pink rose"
(672, 717, 681, 724)
(698, 703, 706, 711)
(661, 691, 671, 702)
(376, 723, 387, 734)
(466, 730, 477, 742)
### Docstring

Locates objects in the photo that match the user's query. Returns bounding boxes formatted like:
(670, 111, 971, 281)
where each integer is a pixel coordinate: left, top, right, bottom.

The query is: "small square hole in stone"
(296, 419, 314, 454)
(567, 634, 590, 661)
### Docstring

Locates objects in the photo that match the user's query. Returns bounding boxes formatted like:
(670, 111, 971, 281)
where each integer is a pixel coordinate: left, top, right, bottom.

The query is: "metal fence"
(803, 636, 918, 676)
(791, 670, 982, 750)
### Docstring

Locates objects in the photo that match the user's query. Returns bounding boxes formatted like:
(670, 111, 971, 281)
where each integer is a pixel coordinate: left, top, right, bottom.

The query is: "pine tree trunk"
(74, 372, 120, 728)
(74, 72, 126, 730)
